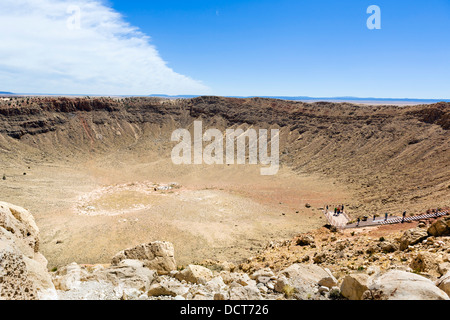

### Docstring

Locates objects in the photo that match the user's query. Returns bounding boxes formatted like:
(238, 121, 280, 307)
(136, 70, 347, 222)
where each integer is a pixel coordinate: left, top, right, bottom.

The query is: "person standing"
(384, 212, 388, 221)
(402, 211, 406, 223)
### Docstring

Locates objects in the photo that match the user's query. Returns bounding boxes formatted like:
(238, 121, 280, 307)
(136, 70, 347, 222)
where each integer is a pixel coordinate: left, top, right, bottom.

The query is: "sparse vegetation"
(329, 288, 342, 300)
(283, 285, 296, 298)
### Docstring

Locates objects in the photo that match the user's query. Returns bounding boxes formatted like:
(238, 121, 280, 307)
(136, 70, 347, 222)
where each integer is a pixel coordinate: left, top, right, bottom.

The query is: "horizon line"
(1, 92, 449, 102)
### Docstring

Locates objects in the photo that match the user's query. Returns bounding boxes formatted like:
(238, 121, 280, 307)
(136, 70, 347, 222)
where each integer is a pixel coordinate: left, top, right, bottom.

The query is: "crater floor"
(0, 157, 351, 268)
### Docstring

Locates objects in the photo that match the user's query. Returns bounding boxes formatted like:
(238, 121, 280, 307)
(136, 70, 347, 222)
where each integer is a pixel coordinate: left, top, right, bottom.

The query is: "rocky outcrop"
(93, 259, 157, 292)
(379, 241, 398, 253)
(0, 240, 38, 300)
(3, 199, 450, 301)
(340, 273, 369, 300)
(399, 228, 429, 250)
(436, 271, 450, 296)
(111, 241, 176, 275)
(53, 262, 89, 291)
(428, 217, 450, 237)
(274, 264, 336, 299)
(0, 202, 57, 300)
(175, 265, 213, 285)
(296, 235, 315, 246)
(363, 270, 449, 300)
(147, 278, 189, 298)
(409, 252, 440, 276)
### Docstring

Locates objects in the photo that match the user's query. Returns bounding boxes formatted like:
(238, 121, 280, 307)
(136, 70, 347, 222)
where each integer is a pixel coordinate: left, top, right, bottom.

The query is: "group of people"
(355, 211, 407, 226)
(325, 204, 345, 217)
(324, 204, 413, 227)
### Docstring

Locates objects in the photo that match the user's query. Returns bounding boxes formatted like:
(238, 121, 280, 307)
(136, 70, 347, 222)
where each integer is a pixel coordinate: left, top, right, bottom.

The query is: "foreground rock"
(436, 271, 450, 296)
(3, 201, 450, 300)
(363, 270, 449, 300)
(399, 228, 429, 251)
(111, 241, 176, 275)
(428, 217, 450, 237)
(175, 265, 213, 284)
(0, 202, 57, 300)
(274, 264, 337, 299)
(340, 273, 369, 300)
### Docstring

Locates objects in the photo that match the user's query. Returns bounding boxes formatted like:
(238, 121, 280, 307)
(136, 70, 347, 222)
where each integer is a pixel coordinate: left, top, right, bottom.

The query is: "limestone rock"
(363, 270, 449, 300)
(175, 265, 213, 285)
(53, 262, 88, 291)
(340, 273, 369, 300)
(399, 228, 428, 251)
(275, 263, 335, 299)
(0, 202, 57, 300)
(438, 262, 450, 276)
(221, 272, 255, 287)
(214, 291, 230, 300)
(229, 285, 262, 300)
(428, 217, 450, 237)
(0, 201, 39, 252)
(318, 269, 338, 289)
(147, 278, 188, 297)
(409, 252, 439, 276)
(279, 263, 333, 285)
(0, 240, 38, 300)
(379, 241, 398, 253)
(95, 259, 157, 292)
(274, 276, 289, 294)
(250, 268, 275, 280)
(111, 241, 176, 275)
(23, 255, 57, 299)
(205, 276, 227, 292)
(436, 271, 450, 296)
(319, 286, 330, 294)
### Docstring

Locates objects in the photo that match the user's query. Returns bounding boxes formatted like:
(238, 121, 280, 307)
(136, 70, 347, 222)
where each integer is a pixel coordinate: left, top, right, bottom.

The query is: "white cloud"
(0, 0, 210, 95)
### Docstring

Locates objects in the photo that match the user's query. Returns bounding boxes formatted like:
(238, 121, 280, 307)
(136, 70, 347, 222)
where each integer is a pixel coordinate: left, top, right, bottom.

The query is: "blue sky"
(108, 0, 450, 98)
(1, 0, 449, 98)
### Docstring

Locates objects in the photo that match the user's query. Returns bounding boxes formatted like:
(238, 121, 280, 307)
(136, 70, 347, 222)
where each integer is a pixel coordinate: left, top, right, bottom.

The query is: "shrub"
(329, 288, 342, 300)
(283, 285, 296, 298)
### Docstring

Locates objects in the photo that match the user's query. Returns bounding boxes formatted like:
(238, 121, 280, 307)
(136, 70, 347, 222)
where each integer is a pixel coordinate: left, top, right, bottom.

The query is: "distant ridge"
(2, 92, 449, 105)
(148, 94, 450, 105)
